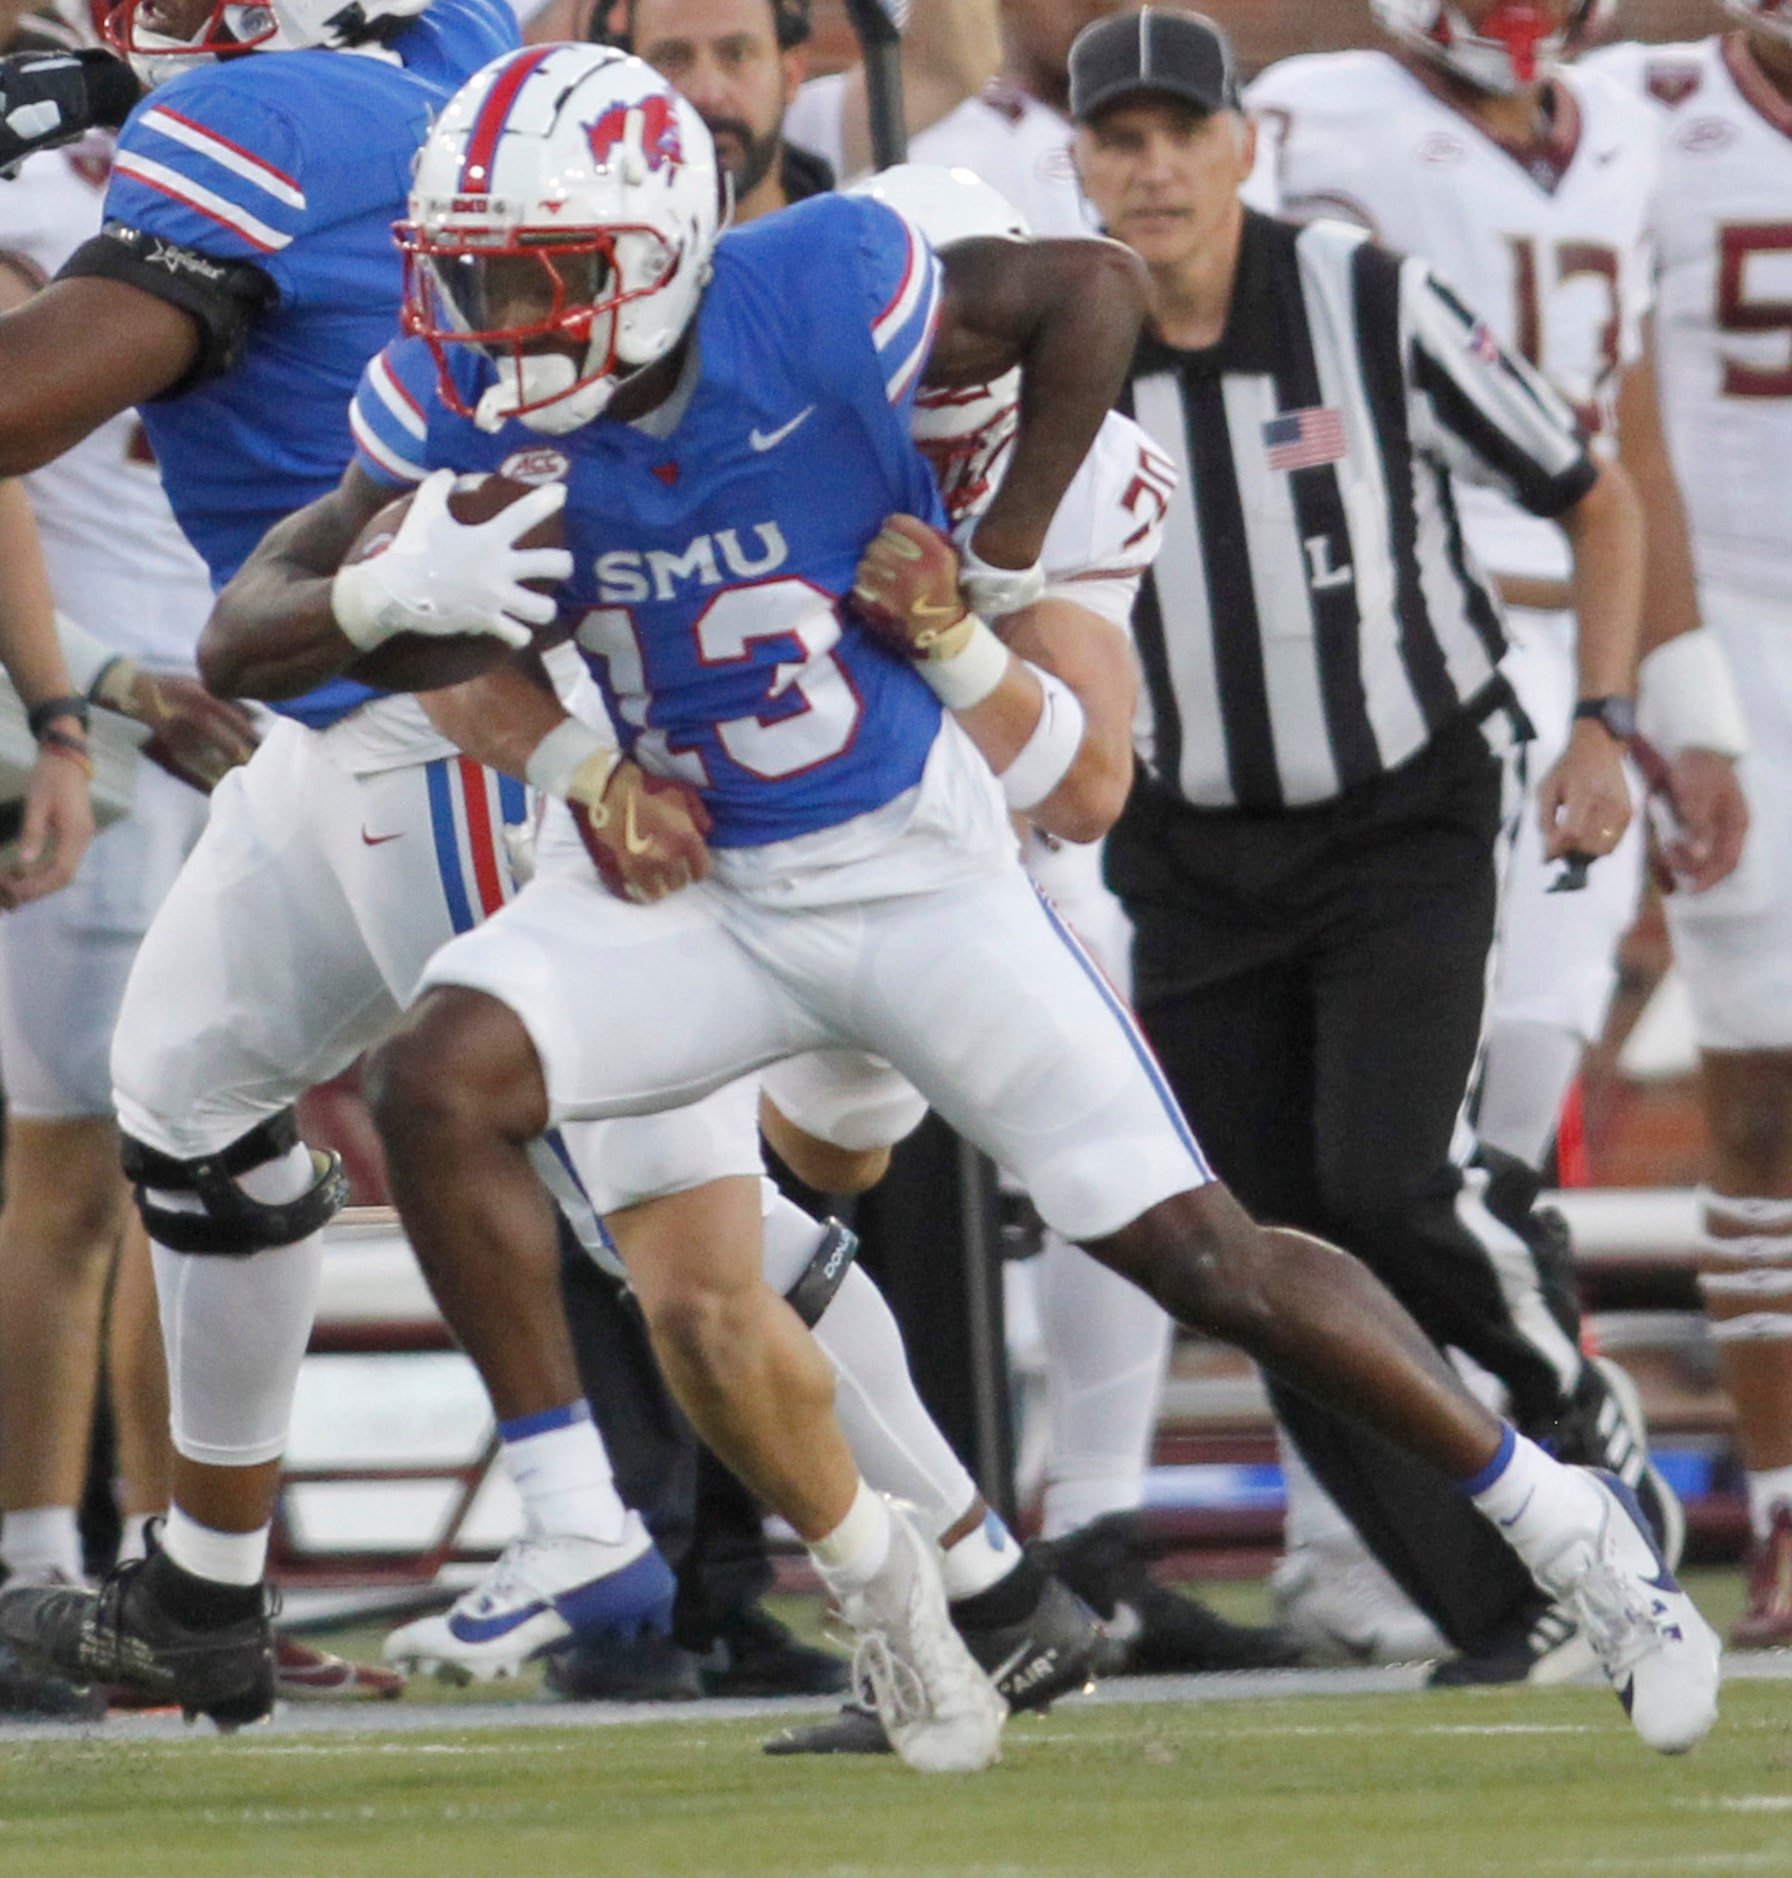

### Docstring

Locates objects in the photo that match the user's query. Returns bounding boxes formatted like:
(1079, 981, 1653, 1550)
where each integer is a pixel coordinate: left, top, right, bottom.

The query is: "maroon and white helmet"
(847, 163, 1029, 528)
(1720, 0, 1792, 42)
(1371, 1, 1615, 93)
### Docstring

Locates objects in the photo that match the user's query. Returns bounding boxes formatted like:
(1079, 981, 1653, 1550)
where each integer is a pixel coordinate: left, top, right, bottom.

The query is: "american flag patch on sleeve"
(1262, 407, 1347, 471)
(1466, 320, 1504, 365)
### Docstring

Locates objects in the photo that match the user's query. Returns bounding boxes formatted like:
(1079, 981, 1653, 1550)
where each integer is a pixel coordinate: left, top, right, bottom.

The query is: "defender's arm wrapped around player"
(851, 511, 1134, 843)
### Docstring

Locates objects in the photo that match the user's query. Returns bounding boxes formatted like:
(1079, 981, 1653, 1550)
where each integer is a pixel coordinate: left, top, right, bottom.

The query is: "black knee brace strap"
(783, 1217, 859, 1328)
(120, 1108, 349, 1255)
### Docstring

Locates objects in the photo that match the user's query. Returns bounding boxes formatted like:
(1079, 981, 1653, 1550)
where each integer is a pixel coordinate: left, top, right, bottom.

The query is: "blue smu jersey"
(352, 194, 952, 848)
(106, 0, 516, 727)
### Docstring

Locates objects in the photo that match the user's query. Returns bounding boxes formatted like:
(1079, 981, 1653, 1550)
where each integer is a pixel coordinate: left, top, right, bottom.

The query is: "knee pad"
(121, 1109, 348, 1255)
(783, 1217, 859, 1329)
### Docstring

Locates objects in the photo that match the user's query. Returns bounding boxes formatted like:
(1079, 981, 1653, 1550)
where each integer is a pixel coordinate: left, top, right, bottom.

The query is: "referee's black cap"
(1068, 8, 1243, 124)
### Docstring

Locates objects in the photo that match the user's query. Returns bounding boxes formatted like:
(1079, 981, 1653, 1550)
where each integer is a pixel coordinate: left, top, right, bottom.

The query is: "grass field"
(1, 1573, 1787, 1878)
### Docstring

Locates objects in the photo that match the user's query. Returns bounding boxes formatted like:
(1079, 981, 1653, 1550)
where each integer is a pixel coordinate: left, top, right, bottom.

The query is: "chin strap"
(476, 353, 619, 434)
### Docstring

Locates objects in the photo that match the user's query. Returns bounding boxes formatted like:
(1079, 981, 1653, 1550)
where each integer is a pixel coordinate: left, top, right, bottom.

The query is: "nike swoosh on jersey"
(361, 829, 404, 846)
(749, 406, 816, 452)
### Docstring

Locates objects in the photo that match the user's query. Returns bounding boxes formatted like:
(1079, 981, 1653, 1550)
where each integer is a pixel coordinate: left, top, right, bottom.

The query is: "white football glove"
(332, 470, 574, 652)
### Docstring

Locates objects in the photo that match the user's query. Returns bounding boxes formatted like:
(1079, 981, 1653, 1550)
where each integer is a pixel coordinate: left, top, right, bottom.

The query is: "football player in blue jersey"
(200, 45, 1721, 1766)
(0, 0, 704, 1732)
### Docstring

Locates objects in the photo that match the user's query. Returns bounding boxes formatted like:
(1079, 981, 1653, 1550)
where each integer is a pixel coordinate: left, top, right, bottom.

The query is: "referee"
(1068, 8, 1652, 1671)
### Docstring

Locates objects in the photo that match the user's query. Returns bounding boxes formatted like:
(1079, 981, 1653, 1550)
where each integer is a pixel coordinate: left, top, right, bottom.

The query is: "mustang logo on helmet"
(587, 96, 684, 175)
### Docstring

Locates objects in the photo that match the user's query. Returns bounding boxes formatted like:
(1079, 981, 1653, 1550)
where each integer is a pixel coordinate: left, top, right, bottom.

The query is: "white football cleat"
(1271, 1533, 1447, 1666)
(840, 1501, 1007, 1774)
(1538, 1471, 1721, 1755)
(383, 1513, 674, 1683)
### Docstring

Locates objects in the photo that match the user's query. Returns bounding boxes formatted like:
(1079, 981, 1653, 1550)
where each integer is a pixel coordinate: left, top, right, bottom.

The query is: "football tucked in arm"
(341, 472, 568, 693)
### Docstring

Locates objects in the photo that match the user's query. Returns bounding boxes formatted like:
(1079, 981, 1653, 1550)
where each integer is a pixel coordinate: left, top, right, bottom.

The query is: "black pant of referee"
(1108, 707, 1550, 1652)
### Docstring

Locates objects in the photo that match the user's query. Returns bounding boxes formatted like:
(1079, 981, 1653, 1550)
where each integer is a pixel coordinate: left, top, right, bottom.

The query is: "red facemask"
(1472, 1, 1553, 83)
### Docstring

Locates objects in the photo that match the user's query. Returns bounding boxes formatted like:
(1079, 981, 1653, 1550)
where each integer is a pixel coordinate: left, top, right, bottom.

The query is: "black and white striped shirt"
(1121, 208, 1595, 812)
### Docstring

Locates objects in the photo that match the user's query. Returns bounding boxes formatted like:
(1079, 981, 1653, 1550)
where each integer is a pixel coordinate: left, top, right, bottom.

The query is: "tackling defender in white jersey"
(1586, 0, 1792, 1648)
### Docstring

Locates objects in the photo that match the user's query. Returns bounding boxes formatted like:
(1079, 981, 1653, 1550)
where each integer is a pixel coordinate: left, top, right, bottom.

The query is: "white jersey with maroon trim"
(1038, 409, 1174, 629)
(784, 75, 1097, 236)
(0, 137, 212, 669)
(1585, 34, 1792, 603)
(1245, 48, 1659, 583)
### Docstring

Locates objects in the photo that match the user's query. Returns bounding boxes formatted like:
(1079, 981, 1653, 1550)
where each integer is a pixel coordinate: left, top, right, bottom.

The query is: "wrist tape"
(918, 613, 1010, 710)
(1637, 629, 1748, 758)
(525, 717, 617, 802)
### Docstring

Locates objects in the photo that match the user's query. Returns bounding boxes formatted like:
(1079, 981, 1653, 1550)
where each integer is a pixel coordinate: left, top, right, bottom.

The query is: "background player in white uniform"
(1586, 0, 1792, 1647)
(785, 0, 1117, 231)
(1242, 0, 1740, 1665)
(203, 46, 1720, 1767)
(0, 64, 257, 1596)
(1247, 1, 1744, 1178)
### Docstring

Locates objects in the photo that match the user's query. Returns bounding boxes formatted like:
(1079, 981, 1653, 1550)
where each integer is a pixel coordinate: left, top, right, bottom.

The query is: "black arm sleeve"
(55, 222, 279, 397)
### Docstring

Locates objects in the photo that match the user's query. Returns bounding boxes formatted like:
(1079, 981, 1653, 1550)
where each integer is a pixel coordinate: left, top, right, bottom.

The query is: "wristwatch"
(1572, 695, 1637, 743)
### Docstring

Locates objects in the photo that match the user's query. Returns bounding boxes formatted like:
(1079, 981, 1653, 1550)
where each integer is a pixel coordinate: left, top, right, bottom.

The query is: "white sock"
(498, 1401, 629, 1544)
(809, 1479, 894, 1597)
(161, 1504, 267, 1587)
(940, 1508, 1020, 1603)
(1464, 1426, 1605, 1583)
(758, 1194, 985, 1540)
(1747, 1465, 1792, 1541)
(0, 1506, 84, 1584)
(1038, 1231, 1173, 1540)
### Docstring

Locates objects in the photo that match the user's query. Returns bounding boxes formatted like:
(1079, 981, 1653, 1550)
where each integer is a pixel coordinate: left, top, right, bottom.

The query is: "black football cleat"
(956, 1568, 1103, 1709)
(543, 1627, 705, 1703)
(0, 1638, 107, 1720)
(0, 1552, 274, 1730)
(763, 1560, 1100, 1756)
(1034, 1512, 1306, 1674)
(1427, 1599, 1592, 1688)
(699, 1607, 850, 1700)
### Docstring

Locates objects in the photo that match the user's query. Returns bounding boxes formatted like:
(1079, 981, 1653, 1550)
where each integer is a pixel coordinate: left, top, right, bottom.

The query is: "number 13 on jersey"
(575, 579, 864, 788)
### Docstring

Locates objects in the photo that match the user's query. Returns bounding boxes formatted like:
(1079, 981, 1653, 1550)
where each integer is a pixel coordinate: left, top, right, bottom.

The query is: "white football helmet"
(1370, 1, 1615, 93)
(847, 164, 1029, 528)
(400, 44, 723, 435)
(93, 0, 432, 86)
(1720, 0, 1792, 42)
